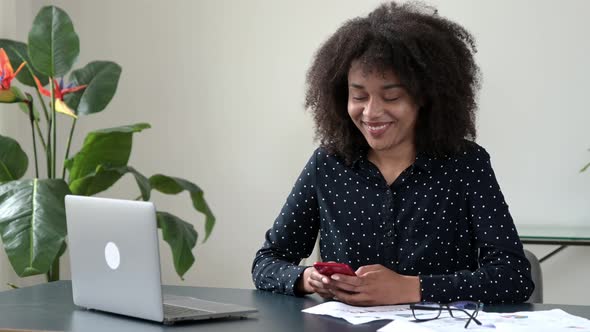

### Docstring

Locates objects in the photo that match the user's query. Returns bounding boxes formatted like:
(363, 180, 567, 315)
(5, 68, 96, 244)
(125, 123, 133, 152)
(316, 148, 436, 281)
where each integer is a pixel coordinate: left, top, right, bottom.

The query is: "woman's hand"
(325, 264, 421, 306)
(297, 266, 335, 299)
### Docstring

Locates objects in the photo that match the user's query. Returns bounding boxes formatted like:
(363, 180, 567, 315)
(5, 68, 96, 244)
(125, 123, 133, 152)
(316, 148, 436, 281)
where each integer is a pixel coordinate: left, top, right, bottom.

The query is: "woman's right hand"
(298, 267, 334, 299)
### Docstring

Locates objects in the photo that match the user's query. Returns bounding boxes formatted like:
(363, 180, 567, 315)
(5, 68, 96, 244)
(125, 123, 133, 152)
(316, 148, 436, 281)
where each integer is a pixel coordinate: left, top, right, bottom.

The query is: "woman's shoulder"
(424, 140, 491, 167)
(423, 140, 490, 163)
(456, 140, 491, 160)
(313, 146, 347, 162)
(310, 146, 353, 169)
(443, 140, 493, 170)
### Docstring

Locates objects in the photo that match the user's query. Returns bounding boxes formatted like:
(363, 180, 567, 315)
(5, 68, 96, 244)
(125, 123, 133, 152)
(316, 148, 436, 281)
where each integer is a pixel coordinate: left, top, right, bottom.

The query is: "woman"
(252, 1, 534, 305)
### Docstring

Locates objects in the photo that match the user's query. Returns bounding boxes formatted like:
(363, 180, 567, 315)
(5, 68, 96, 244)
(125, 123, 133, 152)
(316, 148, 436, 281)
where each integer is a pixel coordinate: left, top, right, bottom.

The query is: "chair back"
(524, 249, 543, 303)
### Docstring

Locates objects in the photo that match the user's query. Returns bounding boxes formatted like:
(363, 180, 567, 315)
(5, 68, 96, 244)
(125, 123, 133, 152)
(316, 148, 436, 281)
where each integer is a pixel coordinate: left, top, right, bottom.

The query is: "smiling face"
(347, 61, 419, 156)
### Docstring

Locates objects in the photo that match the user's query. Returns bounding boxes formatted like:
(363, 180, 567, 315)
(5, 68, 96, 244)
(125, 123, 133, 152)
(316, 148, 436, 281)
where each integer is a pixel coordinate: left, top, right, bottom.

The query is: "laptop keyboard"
(164, 304, 212, 318)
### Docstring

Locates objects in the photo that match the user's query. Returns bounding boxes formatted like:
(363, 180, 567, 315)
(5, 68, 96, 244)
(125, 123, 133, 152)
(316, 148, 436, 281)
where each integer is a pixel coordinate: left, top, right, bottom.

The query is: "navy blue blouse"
(252, 142, 534, 304)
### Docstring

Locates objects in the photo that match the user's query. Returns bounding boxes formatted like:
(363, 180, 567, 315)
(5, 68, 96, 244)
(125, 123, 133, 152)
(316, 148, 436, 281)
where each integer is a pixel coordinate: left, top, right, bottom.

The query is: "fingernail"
(322, 277, 328, 283)
(331, 275, 340, 280)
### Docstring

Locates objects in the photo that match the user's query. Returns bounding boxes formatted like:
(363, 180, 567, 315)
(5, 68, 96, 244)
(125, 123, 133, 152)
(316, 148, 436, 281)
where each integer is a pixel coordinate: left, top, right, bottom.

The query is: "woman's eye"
(352, 96, 368, 101)
(384, 97, 400, 102)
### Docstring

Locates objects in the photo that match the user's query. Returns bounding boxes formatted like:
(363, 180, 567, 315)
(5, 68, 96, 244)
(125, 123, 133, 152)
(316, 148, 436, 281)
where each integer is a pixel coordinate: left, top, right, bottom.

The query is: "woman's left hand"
(324, 264, 421, 306)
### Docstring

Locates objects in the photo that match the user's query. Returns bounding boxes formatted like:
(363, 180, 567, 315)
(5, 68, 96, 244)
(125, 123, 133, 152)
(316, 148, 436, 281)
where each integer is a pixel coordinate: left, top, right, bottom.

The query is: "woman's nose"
(363, 97, 384, 118)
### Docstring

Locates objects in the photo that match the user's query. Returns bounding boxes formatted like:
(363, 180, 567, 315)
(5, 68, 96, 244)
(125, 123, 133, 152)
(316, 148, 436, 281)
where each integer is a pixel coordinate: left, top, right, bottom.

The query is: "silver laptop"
(65, 195, 257, 325)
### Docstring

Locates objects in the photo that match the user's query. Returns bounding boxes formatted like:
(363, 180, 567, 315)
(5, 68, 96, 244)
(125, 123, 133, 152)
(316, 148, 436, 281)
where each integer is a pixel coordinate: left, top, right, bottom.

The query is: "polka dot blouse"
(252, 142, 534, 304)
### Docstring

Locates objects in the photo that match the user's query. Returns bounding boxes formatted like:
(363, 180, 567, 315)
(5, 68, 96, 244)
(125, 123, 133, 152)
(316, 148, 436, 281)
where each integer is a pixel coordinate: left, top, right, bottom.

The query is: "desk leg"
(539, 245, 567, 263)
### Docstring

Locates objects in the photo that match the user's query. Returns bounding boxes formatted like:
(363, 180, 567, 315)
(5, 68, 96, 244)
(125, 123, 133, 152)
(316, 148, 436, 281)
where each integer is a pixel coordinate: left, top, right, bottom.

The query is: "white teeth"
(366, 124, 388, 131)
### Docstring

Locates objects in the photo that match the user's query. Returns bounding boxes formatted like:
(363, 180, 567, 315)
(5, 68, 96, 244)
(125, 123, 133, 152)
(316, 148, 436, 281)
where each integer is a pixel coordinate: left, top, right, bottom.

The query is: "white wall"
(1, 0, 588, 305)
(0, 0, 48, 289)
(0, 0, 18, 289)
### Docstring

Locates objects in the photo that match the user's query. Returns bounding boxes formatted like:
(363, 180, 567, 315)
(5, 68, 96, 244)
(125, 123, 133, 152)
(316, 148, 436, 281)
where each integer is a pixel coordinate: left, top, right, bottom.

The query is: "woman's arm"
(419, 148, 535, 304)
(251, 150, 321, 296)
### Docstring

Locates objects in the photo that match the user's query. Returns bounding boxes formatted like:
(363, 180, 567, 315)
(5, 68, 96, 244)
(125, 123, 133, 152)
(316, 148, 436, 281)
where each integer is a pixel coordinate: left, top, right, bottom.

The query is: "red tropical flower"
(0, 48, 26, 103)
(34, 76, 86, 118)
(0, 48, 25, 90)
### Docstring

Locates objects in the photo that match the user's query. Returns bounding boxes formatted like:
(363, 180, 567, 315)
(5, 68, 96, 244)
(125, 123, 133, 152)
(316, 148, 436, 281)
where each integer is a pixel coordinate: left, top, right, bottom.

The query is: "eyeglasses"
(409, 301, 483, 328)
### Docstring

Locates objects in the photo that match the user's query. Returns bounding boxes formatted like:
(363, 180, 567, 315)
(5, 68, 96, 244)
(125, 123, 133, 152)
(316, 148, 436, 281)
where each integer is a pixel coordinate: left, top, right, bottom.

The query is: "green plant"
(0, 6, 214, 282)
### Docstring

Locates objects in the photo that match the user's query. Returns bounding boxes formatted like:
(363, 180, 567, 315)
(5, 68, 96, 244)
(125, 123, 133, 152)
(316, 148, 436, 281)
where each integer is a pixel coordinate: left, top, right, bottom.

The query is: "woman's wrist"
(297, 267, 314, 295)
(401, 275, 421, 303)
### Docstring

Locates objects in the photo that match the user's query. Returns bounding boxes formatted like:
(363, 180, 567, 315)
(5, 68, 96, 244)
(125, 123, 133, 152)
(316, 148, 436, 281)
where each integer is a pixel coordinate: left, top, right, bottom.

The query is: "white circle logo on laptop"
(104, 242, 121, 270)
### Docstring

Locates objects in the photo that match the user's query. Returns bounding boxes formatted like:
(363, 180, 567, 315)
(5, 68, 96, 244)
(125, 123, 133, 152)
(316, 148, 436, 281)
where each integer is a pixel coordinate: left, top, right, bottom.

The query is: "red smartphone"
(313, 262, 356, 276)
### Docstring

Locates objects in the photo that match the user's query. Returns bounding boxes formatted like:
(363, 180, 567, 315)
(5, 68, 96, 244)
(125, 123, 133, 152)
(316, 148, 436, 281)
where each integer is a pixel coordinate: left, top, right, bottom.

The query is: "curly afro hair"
(305, 1, 480, 164)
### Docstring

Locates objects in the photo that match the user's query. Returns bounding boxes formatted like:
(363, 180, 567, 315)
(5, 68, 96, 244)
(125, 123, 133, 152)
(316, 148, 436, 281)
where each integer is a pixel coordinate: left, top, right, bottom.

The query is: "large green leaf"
(156, 211, 197, 278)
(28, 6, 79, 77)
(0, 179, 70, 277)
(0, 135, 28, 183)
(69, 165, 151, 200)
(149, 175, 215, 241)
(65, 123, 150, 186)
(64, 61, 122, 116)
(0, 39, 49, 87)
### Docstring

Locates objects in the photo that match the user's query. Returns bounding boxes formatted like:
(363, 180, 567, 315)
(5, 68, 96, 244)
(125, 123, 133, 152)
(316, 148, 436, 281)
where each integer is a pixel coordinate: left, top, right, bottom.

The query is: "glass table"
(517, 224, 590, 262)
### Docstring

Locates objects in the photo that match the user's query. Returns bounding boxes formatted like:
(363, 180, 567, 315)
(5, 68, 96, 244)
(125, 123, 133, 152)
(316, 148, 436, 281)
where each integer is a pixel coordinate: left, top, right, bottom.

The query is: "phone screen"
(313, 262, 356, 276)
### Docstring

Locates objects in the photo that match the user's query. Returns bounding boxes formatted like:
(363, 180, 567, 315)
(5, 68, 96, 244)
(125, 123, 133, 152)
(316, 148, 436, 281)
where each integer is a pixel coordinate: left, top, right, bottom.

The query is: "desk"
(0, 281, 589, 331)
(518, 224, 590, 262)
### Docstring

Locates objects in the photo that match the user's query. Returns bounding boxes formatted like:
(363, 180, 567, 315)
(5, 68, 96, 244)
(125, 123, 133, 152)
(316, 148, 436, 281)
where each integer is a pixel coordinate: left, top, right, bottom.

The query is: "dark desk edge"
(521, 237, 590, 245)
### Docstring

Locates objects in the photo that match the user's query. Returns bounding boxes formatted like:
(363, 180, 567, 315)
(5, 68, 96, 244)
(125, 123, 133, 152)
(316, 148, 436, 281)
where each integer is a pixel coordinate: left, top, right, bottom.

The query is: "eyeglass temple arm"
(459, 309, 482, 329)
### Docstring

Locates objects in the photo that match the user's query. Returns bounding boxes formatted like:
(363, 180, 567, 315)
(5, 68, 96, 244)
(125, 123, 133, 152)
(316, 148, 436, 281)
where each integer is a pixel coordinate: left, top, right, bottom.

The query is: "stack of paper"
(303, 301, 590, 332)
(302, 301, 411, 325)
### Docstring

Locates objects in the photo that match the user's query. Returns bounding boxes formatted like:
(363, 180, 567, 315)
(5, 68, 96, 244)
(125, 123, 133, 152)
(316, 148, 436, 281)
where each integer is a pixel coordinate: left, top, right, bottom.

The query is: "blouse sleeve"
(251, 150, 321, 296)
(419, 147, 535, 304)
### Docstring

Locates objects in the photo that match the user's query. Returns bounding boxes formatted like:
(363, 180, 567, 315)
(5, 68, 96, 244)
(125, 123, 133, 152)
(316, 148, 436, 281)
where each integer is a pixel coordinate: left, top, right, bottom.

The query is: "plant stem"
(46, 111, 52, 179)
(11, 47, 51, 175)
(34, 121, 47, 151)
(34, 85, 51, 123)
(26, 100, 39, 178)
(9, 47, 50, 121)
(46, 258, 60, 282)
(62, 118, 77, 179)
(50, 79, 57, 179)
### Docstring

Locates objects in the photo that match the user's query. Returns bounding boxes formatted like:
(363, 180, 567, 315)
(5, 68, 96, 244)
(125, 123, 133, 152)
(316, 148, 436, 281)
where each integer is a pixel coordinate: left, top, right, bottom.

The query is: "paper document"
(378, 309, 590, 332)
(302, 301, 411, 325)
(303, 301, 590, 332)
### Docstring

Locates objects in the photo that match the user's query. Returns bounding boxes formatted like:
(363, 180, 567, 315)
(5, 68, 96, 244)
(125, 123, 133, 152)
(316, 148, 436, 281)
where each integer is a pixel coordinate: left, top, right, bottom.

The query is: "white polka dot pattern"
(252, 142, 534, 303)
